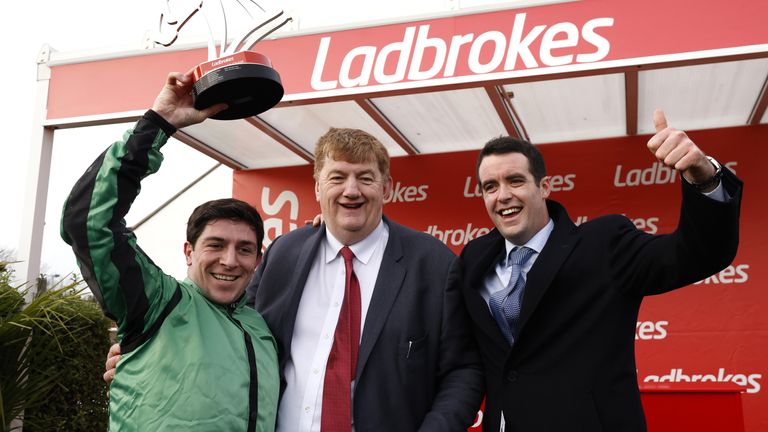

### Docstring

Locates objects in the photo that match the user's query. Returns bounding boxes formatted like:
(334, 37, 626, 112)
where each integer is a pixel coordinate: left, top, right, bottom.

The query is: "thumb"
(653, 109, 668, 132)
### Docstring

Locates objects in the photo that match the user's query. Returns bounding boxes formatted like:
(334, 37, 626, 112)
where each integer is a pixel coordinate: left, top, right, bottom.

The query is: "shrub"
(1, 270, 110, 432)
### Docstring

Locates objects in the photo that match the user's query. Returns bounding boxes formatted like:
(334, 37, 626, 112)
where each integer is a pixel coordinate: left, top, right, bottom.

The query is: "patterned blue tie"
(490, 246, 535, 345)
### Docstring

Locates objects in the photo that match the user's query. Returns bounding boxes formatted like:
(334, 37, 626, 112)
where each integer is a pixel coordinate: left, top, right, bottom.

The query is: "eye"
(239, 246, 256, 255)
(359, 176, 375, 185)
(207, 243, 223, 250)
(328, 175, 345, 184)
(482, 183, 497, 194)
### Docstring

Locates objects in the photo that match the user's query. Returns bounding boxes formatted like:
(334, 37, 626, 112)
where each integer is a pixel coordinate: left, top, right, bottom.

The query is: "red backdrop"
(234, 125, 767, 431)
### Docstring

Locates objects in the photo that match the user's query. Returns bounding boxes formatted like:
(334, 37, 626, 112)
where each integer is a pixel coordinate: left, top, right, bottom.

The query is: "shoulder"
(578, 214, 635, 234)
(462, 227, 502, 254)
(386, 218, 455, 259)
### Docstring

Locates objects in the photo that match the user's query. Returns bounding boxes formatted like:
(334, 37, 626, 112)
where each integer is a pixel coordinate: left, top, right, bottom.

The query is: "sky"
(0, 0, 517, 283)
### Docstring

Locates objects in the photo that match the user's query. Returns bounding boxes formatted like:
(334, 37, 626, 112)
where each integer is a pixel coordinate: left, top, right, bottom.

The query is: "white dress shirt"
(277, 220, 389, 432)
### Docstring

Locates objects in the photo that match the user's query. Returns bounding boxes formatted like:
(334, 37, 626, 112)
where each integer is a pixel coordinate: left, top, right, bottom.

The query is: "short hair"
(476, 136, 547, 183)
(313, 128, 390, 180)
(186, 198, 264, 253)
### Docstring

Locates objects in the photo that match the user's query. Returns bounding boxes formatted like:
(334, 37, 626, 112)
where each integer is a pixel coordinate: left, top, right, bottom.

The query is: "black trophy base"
(192, 63, 283, 120)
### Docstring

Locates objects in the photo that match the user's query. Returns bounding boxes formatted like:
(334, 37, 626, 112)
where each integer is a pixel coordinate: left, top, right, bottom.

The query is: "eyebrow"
(202, 236, 258, 247)
(326, 168, 377, 177)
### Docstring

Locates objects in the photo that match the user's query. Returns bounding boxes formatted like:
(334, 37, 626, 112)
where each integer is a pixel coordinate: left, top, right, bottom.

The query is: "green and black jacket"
(61, 110, 278, 432)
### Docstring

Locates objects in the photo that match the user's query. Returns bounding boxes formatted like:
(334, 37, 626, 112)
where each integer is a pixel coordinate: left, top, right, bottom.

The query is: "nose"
(342, 177, 361, 197)
(498, 183, 514, 202)
(220, 245, 238, 267)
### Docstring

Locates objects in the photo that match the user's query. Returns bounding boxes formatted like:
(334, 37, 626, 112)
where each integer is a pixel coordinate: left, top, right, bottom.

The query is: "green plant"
(0, 268, 110, 431)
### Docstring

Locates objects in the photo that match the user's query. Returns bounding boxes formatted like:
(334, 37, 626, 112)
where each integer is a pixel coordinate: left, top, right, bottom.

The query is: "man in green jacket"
(61, 71, 279, 431)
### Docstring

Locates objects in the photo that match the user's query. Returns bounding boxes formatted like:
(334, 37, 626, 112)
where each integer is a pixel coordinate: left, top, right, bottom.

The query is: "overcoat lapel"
(516, 201, 579, 337)
(462, 230, 511, 350)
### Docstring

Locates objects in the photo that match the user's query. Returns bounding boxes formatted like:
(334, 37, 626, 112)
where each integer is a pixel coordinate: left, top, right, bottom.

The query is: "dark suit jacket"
(456, 171, 742, 432)
(247, 217, 484, 431)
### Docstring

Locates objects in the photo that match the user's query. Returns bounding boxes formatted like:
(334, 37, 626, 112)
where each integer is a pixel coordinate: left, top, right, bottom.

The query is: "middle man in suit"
(246, 127, 484, 432)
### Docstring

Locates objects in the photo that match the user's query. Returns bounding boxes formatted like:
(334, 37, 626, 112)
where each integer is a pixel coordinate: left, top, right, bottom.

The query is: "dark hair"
(314, 128, 390, 180)
(186, 198, 264, 253)
(476, 136, 547, 183)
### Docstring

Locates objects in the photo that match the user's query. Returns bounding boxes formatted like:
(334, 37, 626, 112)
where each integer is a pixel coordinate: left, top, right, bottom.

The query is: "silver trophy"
(155, 0, 292, 120)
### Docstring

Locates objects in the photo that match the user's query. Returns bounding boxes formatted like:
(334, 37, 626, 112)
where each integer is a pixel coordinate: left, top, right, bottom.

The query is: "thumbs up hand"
(647, 109, 716, 186)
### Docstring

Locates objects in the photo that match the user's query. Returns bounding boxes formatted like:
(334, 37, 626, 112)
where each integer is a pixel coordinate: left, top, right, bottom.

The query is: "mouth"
(211, 273, 240, 282)
(339, 202, 363, 210)
(498, 207, 522, 217)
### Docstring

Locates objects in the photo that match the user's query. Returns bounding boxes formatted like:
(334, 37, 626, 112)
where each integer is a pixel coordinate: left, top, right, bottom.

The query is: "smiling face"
(184, 219, 260, 305)
(478, 152, 551, 245)
(315, 156, 392, 245)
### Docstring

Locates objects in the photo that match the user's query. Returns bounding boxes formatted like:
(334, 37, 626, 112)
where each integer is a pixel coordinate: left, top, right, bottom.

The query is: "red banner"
(46, 0, 768, 120)
(235, 124, 768, 431)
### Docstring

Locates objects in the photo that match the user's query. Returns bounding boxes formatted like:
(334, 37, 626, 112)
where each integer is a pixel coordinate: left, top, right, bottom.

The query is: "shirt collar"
(324, 219, 387, 265)
(504, 218, 555, 263)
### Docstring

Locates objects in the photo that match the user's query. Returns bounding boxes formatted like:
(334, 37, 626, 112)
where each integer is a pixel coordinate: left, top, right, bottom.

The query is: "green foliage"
(0, 271, 110, 432)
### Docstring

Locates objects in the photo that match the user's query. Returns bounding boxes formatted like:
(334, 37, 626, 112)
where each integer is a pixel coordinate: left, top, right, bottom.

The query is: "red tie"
(321, 246, 361, 432)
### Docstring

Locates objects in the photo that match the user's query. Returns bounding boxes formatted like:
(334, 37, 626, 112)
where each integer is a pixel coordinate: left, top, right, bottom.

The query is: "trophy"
(154, 0, 292, 120)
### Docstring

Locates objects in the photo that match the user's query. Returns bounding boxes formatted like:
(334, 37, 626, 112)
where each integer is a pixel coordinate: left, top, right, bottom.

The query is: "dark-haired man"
(61, 71, 279, 431)
(455, 110, 742, 431)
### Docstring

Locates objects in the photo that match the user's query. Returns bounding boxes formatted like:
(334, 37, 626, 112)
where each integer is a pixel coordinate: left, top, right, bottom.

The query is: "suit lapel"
(280, 227, 325, 354)
(517, 201, 579, 336)
(462, 230, 511, 350)
(356, 218, 406, 378)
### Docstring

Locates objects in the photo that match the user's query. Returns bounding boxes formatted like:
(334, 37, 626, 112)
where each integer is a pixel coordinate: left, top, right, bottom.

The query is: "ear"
(382, 176, 394, 202)
(315, 180, 321, 201)
(184, 241, 194, 266)
(539, 176, 552, 199)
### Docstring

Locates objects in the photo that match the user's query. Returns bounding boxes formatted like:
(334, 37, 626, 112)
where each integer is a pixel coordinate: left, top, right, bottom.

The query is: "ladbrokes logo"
(260, 187, 299, 248)
(426, 224, 491, 247)
(312, 13, 614, 91)
(694, 264, 749, 285)
(635, 320, 668, 340)
(614, 161, 737, 188)
(643, 368, 762, 394)
(384, 181, 428, 203)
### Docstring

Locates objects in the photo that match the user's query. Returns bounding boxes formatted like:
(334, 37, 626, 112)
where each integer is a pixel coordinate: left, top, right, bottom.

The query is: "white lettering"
(311, 14, 615, 90)
(694, 264, 749, 285)
(463, 176, 482, 198)
(540, 22, 579, 66)
(445, 33, 475, 77)
(384, 182, 429, 203)
(635, 320, 668, 340)
(505, 13, 546, 70)
(577, 17, 614, 63)
(614, 162, 677, 187)
(426, 224, 491, 246)
(644, 369, 762, 394)
(627, 216, 659, 235)
(260, 187, 299, 247)
(468, 31, 507, 74)
(340, 45, 376, 87)
(311, 37, 338, 90)
(548, 174, 576, 192)
(373, 27, 416, 84)
(408, 25, 447, 81)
